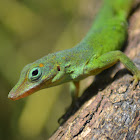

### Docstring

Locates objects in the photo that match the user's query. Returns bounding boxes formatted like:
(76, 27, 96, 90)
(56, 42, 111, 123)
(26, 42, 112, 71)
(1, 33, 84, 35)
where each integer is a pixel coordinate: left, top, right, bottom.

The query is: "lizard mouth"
(8, 85, 39, 101)
(8, 77, 44, 101)
(8, 76, 54, 101)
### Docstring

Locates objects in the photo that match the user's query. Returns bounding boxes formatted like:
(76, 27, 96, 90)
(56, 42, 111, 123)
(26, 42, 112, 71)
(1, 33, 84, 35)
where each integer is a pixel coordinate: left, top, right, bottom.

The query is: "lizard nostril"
(57, 66, 61, 71)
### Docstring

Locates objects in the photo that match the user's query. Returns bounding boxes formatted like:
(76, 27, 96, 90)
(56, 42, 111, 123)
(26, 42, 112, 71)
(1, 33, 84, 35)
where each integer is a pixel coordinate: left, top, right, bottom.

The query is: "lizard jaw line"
(8, 86, 38, 101)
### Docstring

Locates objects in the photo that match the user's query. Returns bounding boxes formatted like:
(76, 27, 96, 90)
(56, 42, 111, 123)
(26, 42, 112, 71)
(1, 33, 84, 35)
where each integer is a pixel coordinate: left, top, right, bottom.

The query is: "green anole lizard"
(8, 0, 140, 101)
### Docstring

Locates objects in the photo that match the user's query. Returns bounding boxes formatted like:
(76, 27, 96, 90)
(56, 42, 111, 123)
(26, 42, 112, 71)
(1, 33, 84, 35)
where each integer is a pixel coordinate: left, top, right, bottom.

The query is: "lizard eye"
(28, 67, 42, 81)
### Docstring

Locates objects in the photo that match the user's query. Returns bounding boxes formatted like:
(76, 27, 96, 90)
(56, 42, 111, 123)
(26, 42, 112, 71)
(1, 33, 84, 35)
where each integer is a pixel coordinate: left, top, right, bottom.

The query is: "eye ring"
(28, 67, 42, 81)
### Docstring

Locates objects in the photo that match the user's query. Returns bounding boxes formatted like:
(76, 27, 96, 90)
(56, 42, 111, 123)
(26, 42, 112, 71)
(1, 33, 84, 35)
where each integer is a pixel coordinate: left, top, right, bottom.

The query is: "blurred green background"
(0, 0, 100, 139)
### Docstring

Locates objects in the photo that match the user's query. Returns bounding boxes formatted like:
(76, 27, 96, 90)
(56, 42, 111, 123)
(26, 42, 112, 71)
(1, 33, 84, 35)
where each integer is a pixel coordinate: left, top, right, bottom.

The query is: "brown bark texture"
(50, 1, 140, 140)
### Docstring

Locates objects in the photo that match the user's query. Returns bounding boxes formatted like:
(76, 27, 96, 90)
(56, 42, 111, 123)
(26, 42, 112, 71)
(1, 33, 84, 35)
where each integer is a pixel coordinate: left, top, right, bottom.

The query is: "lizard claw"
(131, 71, 140, 90)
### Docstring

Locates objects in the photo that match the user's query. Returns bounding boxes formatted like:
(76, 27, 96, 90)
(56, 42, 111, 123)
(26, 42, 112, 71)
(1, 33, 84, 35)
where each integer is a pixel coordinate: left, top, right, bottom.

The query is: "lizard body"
(8, 0, 140, 101)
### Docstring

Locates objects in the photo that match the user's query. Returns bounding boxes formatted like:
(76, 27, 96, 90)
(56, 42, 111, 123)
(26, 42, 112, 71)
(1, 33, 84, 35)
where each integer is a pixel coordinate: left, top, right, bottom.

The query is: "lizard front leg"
(70, 81, 80, 104)
(84, 50, 140, 88)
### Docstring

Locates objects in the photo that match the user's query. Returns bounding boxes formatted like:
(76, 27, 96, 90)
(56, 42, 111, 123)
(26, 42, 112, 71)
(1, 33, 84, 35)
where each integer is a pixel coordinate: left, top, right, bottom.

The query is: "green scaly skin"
(8, 0, 140, 101)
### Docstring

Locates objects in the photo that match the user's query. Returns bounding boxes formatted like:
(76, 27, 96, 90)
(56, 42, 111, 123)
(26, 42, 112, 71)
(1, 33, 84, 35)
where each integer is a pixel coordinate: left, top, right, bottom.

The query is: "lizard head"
(8, 55, 63, 101)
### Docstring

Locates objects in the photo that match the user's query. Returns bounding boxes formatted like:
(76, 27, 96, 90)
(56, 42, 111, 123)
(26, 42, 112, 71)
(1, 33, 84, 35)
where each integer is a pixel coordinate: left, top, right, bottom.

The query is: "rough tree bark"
(50, 1, 140, 140)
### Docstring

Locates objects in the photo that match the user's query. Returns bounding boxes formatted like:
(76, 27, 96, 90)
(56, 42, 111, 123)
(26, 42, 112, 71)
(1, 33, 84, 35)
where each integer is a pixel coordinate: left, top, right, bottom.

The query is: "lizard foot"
(130, 71, 140, 89)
